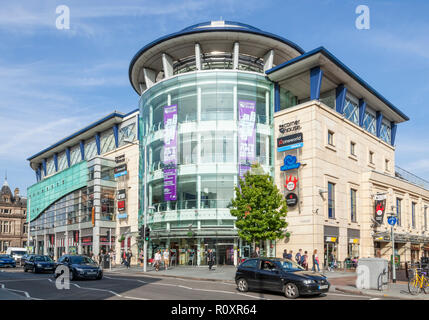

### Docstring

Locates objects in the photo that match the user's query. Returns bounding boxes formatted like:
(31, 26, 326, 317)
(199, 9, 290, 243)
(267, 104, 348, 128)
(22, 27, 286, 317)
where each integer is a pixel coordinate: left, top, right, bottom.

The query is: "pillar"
(310, 66, 323, 100)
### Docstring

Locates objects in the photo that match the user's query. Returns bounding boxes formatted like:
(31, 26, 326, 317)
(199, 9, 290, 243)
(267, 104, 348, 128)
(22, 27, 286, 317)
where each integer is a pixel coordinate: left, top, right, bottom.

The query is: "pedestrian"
(295, 249, 302, 265)
(121, 250, 126, 266)
(163, 249, 170, 270)
(207, 249, 214, 270)
(139, 250, 144, 267)
(286, 250, 293, 260)
(301, 251, 308, 270)
(282, 249, 288, 259)
(312, 249, 320, 272)
(251, 247, 260, 258)
(154, 250, 162, 271)
(98, 250, 104, 266)
(126, 250, 132, 268)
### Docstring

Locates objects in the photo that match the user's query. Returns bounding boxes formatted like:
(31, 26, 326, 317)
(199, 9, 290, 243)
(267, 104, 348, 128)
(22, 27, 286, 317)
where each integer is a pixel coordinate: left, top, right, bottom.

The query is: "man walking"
(295, 249, 302, 265)
(207, 249, 214, 271)
(126, 249, 132, 269)
(286, 250, 293, 260)
(251, 247, 260, 258)
(282, 249, 288, 259)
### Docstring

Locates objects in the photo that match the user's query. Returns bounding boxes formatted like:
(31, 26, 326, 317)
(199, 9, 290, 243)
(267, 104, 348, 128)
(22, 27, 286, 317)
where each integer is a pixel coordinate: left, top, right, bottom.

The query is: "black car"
(24, 255, 55, 273)
(55, 255, 103, 281)
(20, 254, 35, 267)
(235, 257, 330, 299)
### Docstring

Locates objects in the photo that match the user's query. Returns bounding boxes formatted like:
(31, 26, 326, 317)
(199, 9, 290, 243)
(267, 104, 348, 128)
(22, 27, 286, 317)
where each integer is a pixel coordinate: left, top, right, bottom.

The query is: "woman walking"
(154, 250, 162, 271)
(312, 249, 320, 272)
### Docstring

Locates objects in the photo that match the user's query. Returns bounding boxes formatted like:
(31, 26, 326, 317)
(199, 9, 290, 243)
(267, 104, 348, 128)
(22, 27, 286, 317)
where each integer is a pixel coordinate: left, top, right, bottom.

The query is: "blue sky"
(1, 0, 429, 194)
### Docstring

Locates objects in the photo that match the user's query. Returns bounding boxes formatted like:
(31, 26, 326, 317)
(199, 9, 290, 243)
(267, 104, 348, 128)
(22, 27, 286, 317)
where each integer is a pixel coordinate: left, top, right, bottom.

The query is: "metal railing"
(395, 166, 429, 191)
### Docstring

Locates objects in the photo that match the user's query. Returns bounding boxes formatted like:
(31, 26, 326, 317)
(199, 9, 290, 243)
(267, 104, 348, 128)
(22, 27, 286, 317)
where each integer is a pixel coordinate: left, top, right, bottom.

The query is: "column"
(65, 231, 69, 254)
(143, 68, 156, 89)
(310, 66, 323, 100)
(274, 83, 280, 112)
(195, 43, 202, 70)
(234, 238, 238, 266)
(197, 175, 201, 210)
(263, 49, 274, 72)
(197, 240, 201, 266)
(376, 111, 383, 138)
(335, 84, 347, 114)
(233, 85, 237, 122)
(232, 42, 239, 70)
(162, 53, 174, 79)
(391, 122, 397, 146)
(197, 87, 202, 122)
(44, 233, 48, 255)
(358, 99, 367, 128)
(53, 233, 58, 261)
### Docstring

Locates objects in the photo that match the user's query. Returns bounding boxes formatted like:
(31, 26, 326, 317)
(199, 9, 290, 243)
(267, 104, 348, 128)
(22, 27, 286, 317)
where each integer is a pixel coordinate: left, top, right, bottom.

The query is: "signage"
(374, 198, 386, 224)
(279, 120, 301, 134)
(325, 237, 337, 242)
(349, 238, 360, 244)
(374, 194, 387, 201)
(285, 193, 298, 207)
(81, 236, 92, 244)
(114, 164, 128, 178)
(100, 236, 115, 243)
(285, 176, 298, 191)
(117, 189, 126, 200)
(115, 154, 125, 163)
(281, 155, 301, 171)
(118, 200, 126, 211)
(238, 100, 256, 180)
(387, 216, 397, 226)
(163, 104, 178, 201)
(117, 213, 128, 219)
(277, 133, 303, 152)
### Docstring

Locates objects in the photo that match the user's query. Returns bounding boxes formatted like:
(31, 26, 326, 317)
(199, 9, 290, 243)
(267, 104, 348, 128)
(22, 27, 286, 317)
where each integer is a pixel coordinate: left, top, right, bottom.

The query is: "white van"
(6, 247, 27, 262)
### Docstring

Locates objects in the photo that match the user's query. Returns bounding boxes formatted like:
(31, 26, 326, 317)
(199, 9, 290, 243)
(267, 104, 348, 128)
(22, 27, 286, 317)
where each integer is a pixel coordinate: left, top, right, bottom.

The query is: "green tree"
(230, 163, 288, 245)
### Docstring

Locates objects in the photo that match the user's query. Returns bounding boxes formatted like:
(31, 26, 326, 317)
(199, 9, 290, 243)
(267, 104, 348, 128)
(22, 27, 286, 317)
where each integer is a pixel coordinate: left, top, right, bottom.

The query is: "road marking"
(328, 292, 369, 299)
(0, 282, 35, 299)
(69, 282, 148, 300)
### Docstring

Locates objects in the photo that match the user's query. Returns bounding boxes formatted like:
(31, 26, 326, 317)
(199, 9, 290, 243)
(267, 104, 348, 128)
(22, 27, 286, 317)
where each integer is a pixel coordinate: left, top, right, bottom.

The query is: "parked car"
(20, 254, 35, 267)
(54, 255, 103, 281)
(235, 257, 330, 299)
(24, 255, 55, 273)
(0, 254, 16, 268)
(6, 247, 27, 265)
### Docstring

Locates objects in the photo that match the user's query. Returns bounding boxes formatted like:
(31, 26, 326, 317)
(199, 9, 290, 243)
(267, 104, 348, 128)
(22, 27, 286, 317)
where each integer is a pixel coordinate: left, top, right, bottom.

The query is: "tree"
(230, 163, 288, 246)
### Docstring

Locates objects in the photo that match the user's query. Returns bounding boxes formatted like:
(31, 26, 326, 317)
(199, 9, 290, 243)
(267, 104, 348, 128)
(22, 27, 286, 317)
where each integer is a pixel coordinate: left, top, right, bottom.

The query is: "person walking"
(154, 250, 162, 271)
(98, 251, 104, 266)
(126, 250, 132, 269)
(312, 249, 320, 272)
(301, 251, 309, 270)
(295, 249, 302, 265)
(282, 249, 288, 259)
(251, 247, 260, 258)
(207, 249, 214, 271)
(286, 250, 293, 260)
(163, 249, 170, 270)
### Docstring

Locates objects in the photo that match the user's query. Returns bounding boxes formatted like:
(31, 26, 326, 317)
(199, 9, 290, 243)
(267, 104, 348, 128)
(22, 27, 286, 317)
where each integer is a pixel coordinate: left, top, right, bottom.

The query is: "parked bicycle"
(408, 268, 429, 295)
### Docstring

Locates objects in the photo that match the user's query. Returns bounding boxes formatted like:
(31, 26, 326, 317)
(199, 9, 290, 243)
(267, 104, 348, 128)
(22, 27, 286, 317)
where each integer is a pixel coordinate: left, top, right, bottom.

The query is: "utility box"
(356, 258, 388, 290)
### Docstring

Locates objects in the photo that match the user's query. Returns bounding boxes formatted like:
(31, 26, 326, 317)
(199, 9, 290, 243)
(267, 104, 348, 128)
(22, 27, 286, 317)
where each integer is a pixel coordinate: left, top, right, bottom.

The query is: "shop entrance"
(324, 241, 337, 268)
(216, 243, 234, 265)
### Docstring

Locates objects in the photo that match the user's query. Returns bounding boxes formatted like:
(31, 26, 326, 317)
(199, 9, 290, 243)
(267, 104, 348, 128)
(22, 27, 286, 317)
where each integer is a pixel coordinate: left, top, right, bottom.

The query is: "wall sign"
(238, 100, 256, 180)
(114, 164, 128, 178)
(115, 154, 125, 163)
(118, 200, 126, 211)
(285, 193, 298, 207)
(374, 199, 386, 224)
(277, 133, 303, 152)
(285, 176, 298, 191)
(117, 213, 128, 219)
(281, 155, 301, 171)
(163, 104, 178, 201)
(279, 120, 301, 134)
(117, 189, 126, 200)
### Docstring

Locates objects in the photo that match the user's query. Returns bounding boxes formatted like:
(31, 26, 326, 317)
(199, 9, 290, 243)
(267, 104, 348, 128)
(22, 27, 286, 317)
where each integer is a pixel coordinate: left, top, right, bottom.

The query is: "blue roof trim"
(266, 46, 409, 122)
(128, 21, 305, 93)
(27, 111, 132, 161)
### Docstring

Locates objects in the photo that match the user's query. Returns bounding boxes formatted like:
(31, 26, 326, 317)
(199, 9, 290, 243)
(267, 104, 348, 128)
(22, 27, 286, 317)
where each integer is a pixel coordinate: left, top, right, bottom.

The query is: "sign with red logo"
(118, 200, 126, 211)
(286, 193, 298, 207)
(374, 199, 386, 224)
(81, 236, 92, 244)
(285, 175, 298, 191)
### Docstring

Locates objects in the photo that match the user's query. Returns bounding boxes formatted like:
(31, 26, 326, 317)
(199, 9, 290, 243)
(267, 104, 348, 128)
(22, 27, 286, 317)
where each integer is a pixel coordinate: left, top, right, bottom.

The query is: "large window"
(380, 122, 391, 144)
(411, 202, 416, 229)
(343, 98, 359, 125)
(396, 198, 402, 226)
(84, 138, 97, 160)
(119, 122, 137, 146)
(46, 157, 55, 175)
(350, 189, 357, 222)
(328, 182, 335, 219)
(100, 129, 115, 154)
(70, 145, 81, 166)
(363, 111, 376, 135)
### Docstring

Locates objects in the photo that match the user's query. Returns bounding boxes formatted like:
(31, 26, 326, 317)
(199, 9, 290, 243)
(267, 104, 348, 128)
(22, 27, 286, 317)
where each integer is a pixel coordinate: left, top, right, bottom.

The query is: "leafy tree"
(230, 163, 288, 245)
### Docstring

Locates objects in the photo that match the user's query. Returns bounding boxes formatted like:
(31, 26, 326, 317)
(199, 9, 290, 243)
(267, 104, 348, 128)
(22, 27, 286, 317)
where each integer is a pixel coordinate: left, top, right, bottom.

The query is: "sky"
(0, 0, 429, 195)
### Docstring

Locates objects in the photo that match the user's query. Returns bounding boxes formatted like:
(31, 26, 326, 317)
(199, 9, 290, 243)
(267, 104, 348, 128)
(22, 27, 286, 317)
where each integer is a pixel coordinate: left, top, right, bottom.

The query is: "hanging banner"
(238, 100, 256, 181)
(163, 104, 178, 201)
(374, 199, 386, 224)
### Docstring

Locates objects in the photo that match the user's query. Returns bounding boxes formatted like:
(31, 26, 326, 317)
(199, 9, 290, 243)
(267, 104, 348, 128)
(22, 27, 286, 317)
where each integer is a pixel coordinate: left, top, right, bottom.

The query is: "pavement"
(105, 264, 429, 300)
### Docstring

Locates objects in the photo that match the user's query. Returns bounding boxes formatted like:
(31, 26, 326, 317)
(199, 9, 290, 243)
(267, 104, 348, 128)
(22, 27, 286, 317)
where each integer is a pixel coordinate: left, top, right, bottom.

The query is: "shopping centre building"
(27, 21, 429, 267)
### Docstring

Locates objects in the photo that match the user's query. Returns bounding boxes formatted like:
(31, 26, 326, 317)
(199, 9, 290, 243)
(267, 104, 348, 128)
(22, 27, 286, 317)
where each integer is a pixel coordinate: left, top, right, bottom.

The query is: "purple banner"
(238, 100, 256, 181)
(163, 104, 178, 201)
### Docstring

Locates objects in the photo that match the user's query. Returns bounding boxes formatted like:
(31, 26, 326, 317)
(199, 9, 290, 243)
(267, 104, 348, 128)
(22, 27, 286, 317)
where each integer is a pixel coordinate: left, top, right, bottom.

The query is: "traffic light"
(145, 226, 150, 241)
(139, 226, 144, 238)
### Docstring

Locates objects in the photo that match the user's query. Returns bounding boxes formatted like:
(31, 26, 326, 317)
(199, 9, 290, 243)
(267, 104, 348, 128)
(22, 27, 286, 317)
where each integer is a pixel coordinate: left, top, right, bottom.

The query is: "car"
(54, 255, 103, 281)
(235, 257, 330, 299)
(0, 254, 16, 268)
(6, 247, 27, 265)
(24, 255, 55, 273)
(20, 254, 35, 267)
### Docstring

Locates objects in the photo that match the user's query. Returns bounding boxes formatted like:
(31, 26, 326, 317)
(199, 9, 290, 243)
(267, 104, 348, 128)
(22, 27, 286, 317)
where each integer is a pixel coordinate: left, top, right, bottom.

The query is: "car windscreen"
(34, 256, 53, 262)
(0, 255, 11, 259)
(70, 256, 96, 265)
(276, 259, 305, 272)
(11, 251, 26, 256)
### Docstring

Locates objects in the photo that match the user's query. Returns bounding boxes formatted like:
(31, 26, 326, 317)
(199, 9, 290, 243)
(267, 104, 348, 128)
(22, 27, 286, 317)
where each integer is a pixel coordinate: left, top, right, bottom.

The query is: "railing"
(151, 199, 231, 213)
(395, 166, 429, 191)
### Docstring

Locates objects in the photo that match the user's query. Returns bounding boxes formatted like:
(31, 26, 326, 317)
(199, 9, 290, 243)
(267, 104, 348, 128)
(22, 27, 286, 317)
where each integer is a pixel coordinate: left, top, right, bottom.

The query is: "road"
(0, 267, 393, 301)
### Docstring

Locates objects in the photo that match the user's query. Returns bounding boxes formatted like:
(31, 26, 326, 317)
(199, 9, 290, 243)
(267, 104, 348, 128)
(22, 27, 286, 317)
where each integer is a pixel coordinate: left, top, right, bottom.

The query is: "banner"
(163, 104, 178, 201)
(374, 199, 386, 224)
(238, 100, 256, 181)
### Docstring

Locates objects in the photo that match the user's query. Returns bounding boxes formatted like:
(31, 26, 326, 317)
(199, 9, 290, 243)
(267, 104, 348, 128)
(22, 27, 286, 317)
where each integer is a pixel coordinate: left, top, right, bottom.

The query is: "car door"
(255, 260, 282, 292)
(26, 256, 35, 271)
(237, 259, 258, 288)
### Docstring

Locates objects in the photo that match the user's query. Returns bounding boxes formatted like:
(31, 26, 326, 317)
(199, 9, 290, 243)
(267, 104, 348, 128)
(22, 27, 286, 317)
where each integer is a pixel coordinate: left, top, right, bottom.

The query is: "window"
(350, 189, 357, 222)
(350, 142, 356, 156)
(369, 151, 374, 164)
(424, 206, 427, 231)
(343, 98, 359, 125)
(240, 259, 258, 269)
(385, 159, 390, 172)
(363, 111, 376, 135)
(396, 198, 402, 227)
(328, 130, 335, 146)
(411, 202, 416, 229)
(380, 122, 391, 144)
(328, 182, 335, 219)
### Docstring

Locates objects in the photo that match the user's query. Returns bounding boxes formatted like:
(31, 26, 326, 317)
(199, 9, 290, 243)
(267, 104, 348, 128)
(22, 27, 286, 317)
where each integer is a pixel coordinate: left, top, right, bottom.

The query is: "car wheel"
(237, 278, 249, 292)
(284, 283, 300, 299)
(24, 267, 27, 272)
(96, 273, 103, 280)
(69, 269, 75, 281)
(33, 266, 37, 274)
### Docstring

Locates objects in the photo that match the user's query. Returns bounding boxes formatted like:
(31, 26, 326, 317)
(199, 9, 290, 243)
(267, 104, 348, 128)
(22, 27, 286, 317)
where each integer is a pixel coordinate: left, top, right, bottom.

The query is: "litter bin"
(356, 258, 388, 290)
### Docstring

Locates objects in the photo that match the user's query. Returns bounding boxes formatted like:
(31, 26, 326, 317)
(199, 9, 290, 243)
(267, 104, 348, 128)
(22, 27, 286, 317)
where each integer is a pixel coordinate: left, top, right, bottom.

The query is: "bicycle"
(408, 268, 429, 295)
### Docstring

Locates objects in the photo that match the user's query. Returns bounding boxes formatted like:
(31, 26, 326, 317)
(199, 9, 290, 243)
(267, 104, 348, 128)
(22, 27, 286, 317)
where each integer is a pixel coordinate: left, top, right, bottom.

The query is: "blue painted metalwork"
(359, 99, 367, 127)
(391, 122, 397, 146)
(53, 153, 58, 172)
(310, 67, 323, 100)
(95, 132, 101, 155)
(335, 85, 347, 114)
(274, 83, 280, 112)
(65, 147, 71, 168)
(80, 141, 85, 161)
(376, 111, 383, 138)
(113, 124, 119, 148)
(42, 159, 47, 176)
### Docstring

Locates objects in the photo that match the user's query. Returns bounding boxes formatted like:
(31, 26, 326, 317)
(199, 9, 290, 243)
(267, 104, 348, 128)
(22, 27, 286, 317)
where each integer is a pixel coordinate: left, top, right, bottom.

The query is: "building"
(0, 178, 27, 252)
(27, 20, 429, 267)
(27, 111, 139, 262)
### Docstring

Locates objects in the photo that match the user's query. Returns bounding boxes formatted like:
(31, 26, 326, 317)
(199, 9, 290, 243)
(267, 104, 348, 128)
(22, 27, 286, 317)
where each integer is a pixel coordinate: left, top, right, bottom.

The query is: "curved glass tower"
(131, 21, 304, 265)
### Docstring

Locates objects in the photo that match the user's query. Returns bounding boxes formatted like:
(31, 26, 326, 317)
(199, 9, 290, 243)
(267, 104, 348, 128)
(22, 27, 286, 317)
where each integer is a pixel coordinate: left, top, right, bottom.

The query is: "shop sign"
(117, 212, 128, 219)
(391, 254, 400, 267)
(374, 194, 387, 201)
(279, 120, 301, 135)
(374, 198, 386, 224)
(118, 200, 126, 211)
(285, 193, 298, 207)
(349, 238, 359, 244)
(115, 154, 125, 163)
(277, 133, 303, 152)
(117, 189, 126, 200)
(81, 236, 92, 244)
(325, 237, 337, 242)
(284, 175, 298, 191)
(100, 236, 115, 243)
(238, 100, 256, 180)
(163, 104, 178, 201)
(281, 155, 301, 171)
(114, 164, 128, 178)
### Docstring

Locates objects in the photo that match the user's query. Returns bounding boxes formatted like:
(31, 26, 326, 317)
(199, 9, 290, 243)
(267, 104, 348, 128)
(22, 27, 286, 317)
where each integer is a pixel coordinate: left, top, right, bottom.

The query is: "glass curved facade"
(139, 70, 274, 263)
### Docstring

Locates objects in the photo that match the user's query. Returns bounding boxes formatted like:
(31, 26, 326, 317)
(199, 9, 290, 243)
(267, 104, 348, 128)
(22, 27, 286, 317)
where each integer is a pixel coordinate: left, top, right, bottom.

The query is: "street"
(0, 267, 395, 300)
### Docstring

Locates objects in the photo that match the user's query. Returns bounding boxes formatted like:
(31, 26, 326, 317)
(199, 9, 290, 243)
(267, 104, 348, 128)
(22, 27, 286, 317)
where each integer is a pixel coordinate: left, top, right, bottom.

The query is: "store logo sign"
(114, 164, 128, 178)
(281, 155, 301, 171)
(285, 176, 298, 191)
(286, 193, 298, 207)
(277, 133, 303, 152)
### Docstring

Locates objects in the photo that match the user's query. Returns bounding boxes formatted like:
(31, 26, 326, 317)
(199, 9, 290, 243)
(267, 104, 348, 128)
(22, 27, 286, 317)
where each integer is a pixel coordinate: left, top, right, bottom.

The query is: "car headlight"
(303, 279, 315, 284)
(37, 264, 42, 267)
(75, 268, 85, 272)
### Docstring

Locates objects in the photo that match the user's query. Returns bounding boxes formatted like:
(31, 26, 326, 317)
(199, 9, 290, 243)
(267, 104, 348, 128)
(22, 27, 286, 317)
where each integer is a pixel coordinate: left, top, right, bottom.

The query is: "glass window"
(119, 122, 137, 146)
(369, 151, 374, 164)
(179, 132, 198, 165)
(100, 129, 115, 154)
(351, 189, 357, 222)
(70, 145, 81, 166)
(177, 175, 197, 210)
(328, 182, 335, 219)
(412, 202, 416, 228)
(328, 130, 334, 146)
(343, 98, 359, 124)
(363, 111, 376, 135)
(178, 74, 197, 123)
(84, 138, 97, 160)
(320, 90, 335, 109)
(350, 142, 356, 156)
(46, 157, 55, 175)
(380, 122, 391, 144)
(57, 152, 67, 171)
(396, 198, 402, 226)
(279, 87, 298, 111)
(424, 206, 427, 231)
(240, 259, 258, 268)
